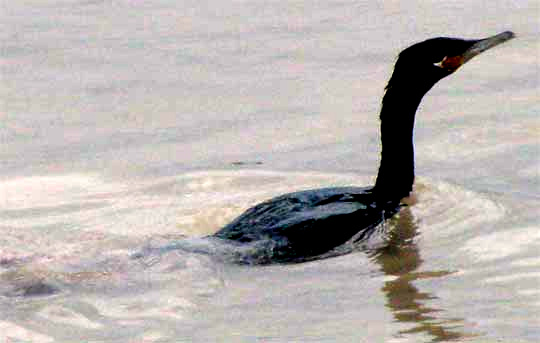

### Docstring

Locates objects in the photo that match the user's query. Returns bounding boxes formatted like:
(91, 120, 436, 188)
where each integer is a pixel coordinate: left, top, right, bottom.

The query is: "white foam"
(411, 178, 505, 237)
(460, 226, 540, 261)
(37, 305, 103, 329)
(511, 256, 540, 267)
(0, 174, 127, 210)
(0, 321, 54, 343)
(518, 162, 540, 179)
(484, 271, 540, 284)
(87, 294, 192, 320)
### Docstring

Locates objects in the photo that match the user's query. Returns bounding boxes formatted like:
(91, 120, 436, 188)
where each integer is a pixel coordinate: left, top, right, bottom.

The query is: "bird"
(211, 31, 515, 264)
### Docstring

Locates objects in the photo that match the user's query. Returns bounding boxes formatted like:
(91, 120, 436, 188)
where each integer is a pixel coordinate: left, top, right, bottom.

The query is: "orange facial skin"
(442, 55, 465, 71)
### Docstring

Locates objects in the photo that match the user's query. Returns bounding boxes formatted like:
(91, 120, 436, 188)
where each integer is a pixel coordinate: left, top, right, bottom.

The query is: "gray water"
(1, 1, 539, 342)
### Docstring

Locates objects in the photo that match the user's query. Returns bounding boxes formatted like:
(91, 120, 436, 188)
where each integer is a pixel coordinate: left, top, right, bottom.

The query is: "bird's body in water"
(212, 31, 515, 264)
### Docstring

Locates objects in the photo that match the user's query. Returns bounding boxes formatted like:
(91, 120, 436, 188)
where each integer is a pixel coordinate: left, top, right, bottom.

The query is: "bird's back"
(213, 187, 402, 263)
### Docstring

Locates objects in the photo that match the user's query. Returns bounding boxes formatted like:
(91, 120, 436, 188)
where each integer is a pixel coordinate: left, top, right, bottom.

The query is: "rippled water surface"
(1, 1, 539, 342)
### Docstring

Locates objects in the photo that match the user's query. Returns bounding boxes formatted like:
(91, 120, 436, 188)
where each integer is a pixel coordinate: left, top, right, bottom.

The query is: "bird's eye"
(433, 56, 447, 68)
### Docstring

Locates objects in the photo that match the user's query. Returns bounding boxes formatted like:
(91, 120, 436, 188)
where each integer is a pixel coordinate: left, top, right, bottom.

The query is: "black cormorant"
(212, 31, 515, 264)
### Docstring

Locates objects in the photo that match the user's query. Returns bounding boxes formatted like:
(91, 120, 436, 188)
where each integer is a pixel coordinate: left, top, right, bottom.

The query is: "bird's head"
(386, 31, 515, 91)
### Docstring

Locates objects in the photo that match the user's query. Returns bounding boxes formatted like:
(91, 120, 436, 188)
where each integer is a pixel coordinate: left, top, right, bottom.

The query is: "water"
(1, 0, 539, 342)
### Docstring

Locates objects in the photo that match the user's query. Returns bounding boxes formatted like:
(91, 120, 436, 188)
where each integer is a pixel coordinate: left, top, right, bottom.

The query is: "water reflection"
(370, 207, 468, 342)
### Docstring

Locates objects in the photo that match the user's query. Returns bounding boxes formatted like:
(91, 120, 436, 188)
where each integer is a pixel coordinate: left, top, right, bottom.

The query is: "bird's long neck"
(373, 81, 433, 201)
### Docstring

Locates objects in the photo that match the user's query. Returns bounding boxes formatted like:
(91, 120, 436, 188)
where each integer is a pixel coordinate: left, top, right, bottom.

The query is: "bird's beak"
(461, 31, 515, 63)
(440, 31, 515, 71)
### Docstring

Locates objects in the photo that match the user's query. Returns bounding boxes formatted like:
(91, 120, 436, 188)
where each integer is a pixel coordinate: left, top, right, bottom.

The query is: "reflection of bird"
(212, 31, 515, 264)
(370, 208, 465, 341)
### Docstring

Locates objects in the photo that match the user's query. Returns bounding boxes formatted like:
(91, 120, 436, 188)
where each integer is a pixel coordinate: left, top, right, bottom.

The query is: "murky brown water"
(1, 1, 539, 342)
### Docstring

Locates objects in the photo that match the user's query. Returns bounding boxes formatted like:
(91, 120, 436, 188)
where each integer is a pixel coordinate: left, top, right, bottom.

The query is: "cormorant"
(212, 31, 515, 264)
